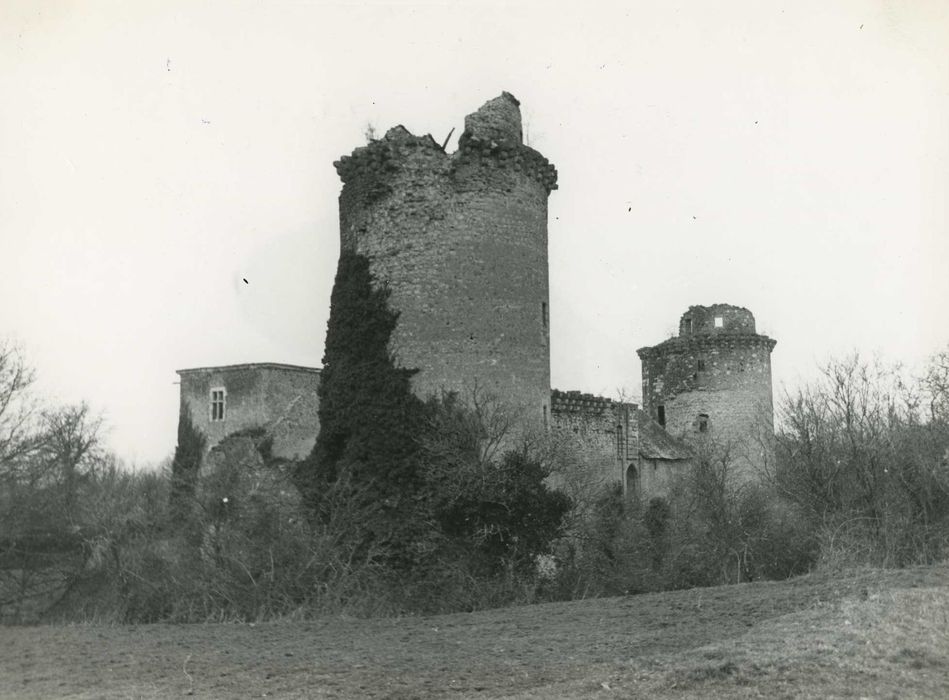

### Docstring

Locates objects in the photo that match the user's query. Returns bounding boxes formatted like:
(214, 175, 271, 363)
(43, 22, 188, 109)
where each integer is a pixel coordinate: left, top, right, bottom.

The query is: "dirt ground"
(2, 564, 948, 699)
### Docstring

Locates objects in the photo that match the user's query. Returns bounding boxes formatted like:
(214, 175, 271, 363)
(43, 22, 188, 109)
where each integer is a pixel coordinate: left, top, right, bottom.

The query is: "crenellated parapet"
(551, 389, 622, 416)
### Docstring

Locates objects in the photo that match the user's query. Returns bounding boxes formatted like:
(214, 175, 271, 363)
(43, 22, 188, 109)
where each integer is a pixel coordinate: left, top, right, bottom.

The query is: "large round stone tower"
(332, 93, 557, 424)
(637, 304, 777, 474)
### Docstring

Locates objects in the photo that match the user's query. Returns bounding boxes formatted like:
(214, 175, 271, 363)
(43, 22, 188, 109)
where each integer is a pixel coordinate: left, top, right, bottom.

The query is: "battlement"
(551, 389, 636, 416)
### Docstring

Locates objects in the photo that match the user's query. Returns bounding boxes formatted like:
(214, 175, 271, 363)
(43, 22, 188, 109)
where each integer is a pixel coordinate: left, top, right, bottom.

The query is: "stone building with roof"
(176, 363, 321, 462)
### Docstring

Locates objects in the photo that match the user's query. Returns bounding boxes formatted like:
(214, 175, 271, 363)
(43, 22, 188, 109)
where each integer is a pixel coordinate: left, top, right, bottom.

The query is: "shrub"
(294, 252, 427, 560)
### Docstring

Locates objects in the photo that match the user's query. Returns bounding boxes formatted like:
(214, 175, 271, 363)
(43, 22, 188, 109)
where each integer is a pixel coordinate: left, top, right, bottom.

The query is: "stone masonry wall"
(550, 390, 638, 494)
(679, 304, 756, 336)
(177, 364, 321, 462)
(638, 458, 685, 501)
(334, 93, 557, 426)
(638, 305, 776, 479)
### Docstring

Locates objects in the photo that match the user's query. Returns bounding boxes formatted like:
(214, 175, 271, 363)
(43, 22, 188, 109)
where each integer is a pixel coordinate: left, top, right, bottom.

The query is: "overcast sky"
(2, 1, 947, 466)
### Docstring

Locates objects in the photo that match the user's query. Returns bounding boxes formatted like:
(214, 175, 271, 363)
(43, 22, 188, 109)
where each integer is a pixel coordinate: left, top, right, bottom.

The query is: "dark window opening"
(541, 302, 548, 330)
(543, 404, 548, 430)
(698, 413, 709, 433)
(685, 317, 693, 334)
(697, 359, 706, 371)
(210, 388, 226, 422)
(657, 405, 666, 428)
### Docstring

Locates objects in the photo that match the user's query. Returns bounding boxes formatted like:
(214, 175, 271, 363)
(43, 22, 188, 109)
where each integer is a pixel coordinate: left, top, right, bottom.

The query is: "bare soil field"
(2, 564, 948, 699)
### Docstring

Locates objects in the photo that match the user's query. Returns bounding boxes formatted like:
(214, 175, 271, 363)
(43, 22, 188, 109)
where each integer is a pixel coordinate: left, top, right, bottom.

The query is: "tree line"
(2, 269, 947, 622)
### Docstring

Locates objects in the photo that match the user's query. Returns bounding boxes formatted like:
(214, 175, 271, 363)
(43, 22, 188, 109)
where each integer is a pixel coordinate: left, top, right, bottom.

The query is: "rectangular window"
(714, 316, 724, 328)
(210, 387, 226, 422)
(657, 405, 665, 428)
(698, 413, 709, 433)
(697, 359, 706, 371)
(541, 302, 548, 330)
(685, 317, 693, 334)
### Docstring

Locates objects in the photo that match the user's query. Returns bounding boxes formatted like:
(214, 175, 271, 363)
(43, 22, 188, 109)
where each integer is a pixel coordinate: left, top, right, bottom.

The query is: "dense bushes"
(294, 251, 426, 557)
(549, 471, 819, 600)
(772, 353, 949, 569)
(76, 394, 573, 621)
(4, 315, 947, 623)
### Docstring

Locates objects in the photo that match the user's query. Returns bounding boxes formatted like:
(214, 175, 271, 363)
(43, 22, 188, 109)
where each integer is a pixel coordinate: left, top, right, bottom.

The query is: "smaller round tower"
(637, 304, 776, 474)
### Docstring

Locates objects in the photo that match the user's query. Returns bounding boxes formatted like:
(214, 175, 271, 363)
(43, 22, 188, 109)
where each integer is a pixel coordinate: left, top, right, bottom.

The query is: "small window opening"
(657, 405, 666, 428)
(685, 317, 693, 334)
(541, 302, 548, 330)
(210, 388, 226, 422)
(616, 425, 624, 459)
(697, 359, 706, 371)
(714, 316, 724, 328)
(697, 413, 709, 433)
(543, 404, 548, 430)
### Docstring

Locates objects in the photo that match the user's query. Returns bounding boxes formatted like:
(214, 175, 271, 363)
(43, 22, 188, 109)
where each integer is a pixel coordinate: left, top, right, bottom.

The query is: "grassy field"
(2, 564, 948, 699)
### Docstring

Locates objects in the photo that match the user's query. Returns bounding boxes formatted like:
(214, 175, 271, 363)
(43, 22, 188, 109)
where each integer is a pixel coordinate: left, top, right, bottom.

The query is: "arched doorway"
(626, 463, 640, 501)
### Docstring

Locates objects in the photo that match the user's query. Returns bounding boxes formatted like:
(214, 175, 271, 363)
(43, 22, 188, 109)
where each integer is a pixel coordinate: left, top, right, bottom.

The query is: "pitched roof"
(637, 410, 693, 460)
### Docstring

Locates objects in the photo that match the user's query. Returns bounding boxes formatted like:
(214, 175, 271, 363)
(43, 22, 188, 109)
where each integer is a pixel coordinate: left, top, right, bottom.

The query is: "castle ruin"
(176, 93, 776, 500)
(334, 92, 555, 426)
(638, 304, 777, 479)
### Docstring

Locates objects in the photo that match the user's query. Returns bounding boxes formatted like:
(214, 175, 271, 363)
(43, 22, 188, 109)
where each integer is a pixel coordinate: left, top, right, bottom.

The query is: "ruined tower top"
(678, 304, 757, 337)
(329, 92, 557, 426)
(461, 91, 523, 147)
(333, 92, 556, 198)
(637, 303, 777, 477)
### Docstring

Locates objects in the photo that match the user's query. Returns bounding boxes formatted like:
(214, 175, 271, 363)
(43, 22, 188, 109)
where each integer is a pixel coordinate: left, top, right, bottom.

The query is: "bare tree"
(0, 343, 105, 621)
(774, 350, 949, 567)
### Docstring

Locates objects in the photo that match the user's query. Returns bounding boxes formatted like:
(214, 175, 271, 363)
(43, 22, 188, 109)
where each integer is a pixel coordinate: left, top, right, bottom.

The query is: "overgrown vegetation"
(294, 251, 428, 564)
(551, 350, 949, 599)
(168, 404, 205, 519)
(771, 352, 949, 569)
(2, 321, 947, 623)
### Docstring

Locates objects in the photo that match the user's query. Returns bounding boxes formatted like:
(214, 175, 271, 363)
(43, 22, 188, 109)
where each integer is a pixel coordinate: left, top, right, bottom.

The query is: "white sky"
(2, 1, 947, 466)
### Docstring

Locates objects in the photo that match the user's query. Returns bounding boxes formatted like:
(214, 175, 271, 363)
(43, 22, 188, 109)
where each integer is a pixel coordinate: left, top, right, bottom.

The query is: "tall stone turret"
(333, 93, 557, 424)
(637, 304, 776, 475)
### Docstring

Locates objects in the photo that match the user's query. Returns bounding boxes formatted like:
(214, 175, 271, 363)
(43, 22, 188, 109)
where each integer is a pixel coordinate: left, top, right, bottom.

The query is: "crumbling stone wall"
(678, 303, 757, 336)
(334, 92, 557, 425)
(549, 390, 638, 494)
(177, 363, 321, 461)
(638, 304, 776, 479)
